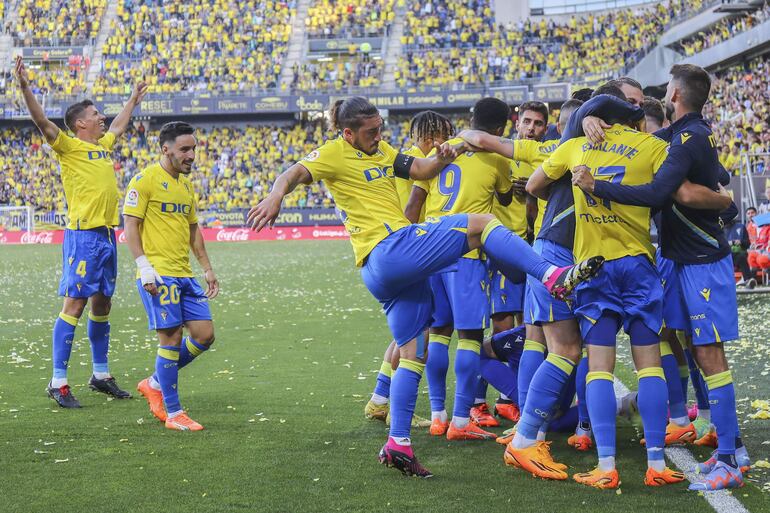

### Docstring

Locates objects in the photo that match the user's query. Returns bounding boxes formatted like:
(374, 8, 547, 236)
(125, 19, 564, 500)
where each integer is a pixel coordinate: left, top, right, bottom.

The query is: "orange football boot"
(503, 441, 568, 480)
(567, 433, 593, 451)
(429, 418, 449, 436)
(137, 378, 167, 422)
(165, 412, 204, 431)
(494, 402, 521, 422)
(471, 403, 500, 427)
(645, 467, 685, 486)
(573, 467, 620, 489)
(446, 421, 496, 441)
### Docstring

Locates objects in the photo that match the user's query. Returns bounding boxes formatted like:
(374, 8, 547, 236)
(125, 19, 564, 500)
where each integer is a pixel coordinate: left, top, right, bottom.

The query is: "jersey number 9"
(438, 164, 462, 212)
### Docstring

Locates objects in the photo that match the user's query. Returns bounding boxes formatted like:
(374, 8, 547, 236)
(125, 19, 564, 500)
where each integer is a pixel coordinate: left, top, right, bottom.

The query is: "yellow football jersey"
(541, 125, 668, 263)
(415, 137, 512, 258)
(395, 145, 426, 222)
(50, 130, 119, 230)
(494, 138, 559, 237)
(123, 163, 198, 277)
(300, 137, 409, 267)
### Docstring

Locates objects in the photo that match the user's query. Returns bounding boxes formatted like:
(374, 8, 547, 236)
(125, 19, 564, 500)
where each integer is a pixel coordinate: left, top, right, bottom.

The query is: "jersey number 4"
(583, 166, 625, 210)
(438, 164, 461, 212)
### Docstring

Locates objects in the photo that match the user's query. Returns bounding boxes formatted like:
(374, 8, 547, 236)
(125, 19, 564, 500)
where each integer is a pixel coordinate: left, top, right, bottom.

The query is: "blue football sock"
(517, 339, 545, 409)
(660, 345, 688, 423)
(558, 367, 577, 415)
(453, 339, 481, 421)
(373, 361, 393, 400)
(479, 350, 518, 400)
(52, 313, 78, 383)
(426, 335, 450, 413)
(481, 221, 552, 282)
(155, 345, 181, 415)
(686, 349, 709, 411)
(705, 371, 738, 460)
(679, 365, 690, 404)
(152, 336, 209, 385)
(475, 377, 488, 404)
(178, 336, 208, 368)
(87, 312, 110, 377)
(389, 359, 425, 439)
(576, 353, 590, 427)
(549, 405, 579, 432)
(637, 367, 668, 459)
(517, 353, 576, 440)
(586, 371, 617, 460)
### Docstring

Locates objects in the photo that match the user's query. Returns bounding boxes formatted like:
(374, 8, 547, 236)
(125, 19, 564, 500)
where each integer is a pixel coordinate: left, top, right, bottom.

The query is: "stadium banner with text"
(22, 47, 85, 59)
(0, 227, 348, 245)
(308, 37, 383, 53)
(198, 208, 341, 228)
(0, 84, 574, 119)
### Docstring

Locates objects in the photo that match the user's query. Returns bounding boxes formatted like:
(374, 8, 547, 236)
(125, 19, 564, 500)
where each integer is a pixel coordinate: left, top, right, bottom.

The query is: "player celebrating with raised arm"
(123, 122, 220, 431)
(572, 65, 750, 491)
(14, 56, 146, 408)
(248, 97, 604, 478)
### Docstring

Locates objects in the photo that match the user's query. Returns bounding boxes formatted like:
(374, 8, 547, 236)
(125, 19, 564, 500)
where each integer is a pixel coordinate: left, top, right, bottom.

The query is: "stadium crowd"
(0, 122, 334, 214)
(676, 3, 770, 56)
(305, 0, 395, 38)
(706, 56, 770, 175)
(291, 55, 384, 92)
(93, 0, 295, 95)
(396, 0, 705, 90)
(13, 0, 106, 46)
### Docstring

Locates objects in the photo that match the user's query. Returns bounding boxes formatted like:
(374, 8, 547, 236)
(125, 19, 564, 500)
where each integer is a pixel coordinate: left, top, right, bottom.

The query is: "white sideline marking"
(612, 378, 749, 513)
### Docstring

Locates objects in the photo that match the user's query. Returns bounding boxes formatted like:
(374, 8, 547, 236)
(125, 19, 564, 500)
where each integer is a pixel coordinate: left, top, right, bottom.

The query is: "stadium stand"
(305, 0, 395, 38)
(706, 55, 770, 175)
(0, 122, 334, 213)
(93, 0, 295, 95)
(291, 54, 384, 92)
(396, 0, 706, 90)
(14, 0, 106, 47)
(676, 4, 770, 56)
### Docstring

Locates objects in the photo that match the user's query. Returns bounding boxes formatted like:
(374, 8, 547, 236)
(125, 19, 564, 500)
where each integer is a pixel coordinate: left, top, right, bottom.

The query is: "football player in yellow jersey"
(15, 56, 146, 408)
(124, 122, 219, 432)
(366, 111, 453, 428)
(406, 98, 514, 440)
(527, 83, 685, 488)
(459, 100, 586, 436)
(248, 96, 604, 477)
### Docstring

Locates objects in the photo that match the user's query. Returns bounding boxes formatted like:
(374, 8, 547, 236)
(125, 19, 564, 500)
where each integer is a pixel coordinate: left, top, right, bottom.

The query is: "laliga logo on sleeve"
(125, 189, 139, 208)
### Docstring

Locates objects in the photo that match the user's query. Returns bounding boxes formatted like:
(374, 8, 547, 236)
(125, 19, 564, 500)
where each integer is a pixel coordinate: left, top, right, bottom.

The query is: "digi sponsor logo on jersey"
(363, 166, 394, 182)
(160, 203, 192, 215)
(87, 150, 112, 161)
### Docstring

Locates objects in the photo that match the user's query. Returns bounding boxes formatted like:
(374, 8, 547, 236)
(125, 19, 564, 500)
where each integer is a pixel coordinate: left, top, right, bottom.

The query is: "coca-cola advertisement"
(0, 226, 347, 245)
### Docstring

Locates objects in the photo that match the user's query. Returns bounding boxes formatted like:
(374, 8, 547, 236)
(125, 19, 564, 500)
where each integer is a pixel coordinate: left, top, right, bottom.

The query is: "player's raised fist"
(571, 165, 595, 193)
(14, 56, 30, 88)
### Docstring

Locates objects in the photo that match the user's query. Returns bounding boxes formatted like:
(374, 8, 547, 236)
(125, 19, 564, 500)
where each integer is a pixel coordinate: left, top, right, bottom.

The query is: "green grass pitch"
(0, 242, 768, 512)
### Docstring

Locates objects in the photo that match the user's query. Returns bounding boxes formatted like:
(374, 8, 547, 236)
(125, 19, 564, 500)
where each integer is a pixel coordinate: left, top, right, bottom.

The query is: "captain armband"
(393, 153, 415, 179)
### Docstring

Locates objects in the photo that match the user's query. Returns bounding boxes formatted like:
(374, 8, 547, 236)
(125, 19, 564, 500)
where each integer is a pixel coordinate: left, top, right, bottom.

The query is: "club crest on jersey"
(699, 288, 711, 302)
(76, 283, 82, 292)
(160, 310, 168, 321)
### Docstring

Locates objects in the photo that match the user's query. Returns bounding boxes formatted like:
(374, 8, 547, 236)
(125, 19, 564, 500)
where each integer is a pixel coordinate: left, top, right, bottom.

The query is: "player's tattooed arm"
(190, 224, 219, 299)
(14, 56, 59, 143)
(248, 163, 313, 231)
(457, 130, 514, 159)
(108, 81, 148, 138)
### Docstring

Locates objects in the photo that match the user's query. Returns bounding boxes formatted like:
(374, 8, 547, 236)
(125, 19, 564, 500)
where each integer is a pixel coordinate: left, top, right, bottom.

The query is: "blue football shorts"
(58, 227, 118, 298)
(523, 238, 575, 325)
(137, 276, 212, 330)
(430, 256, 490, 330)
